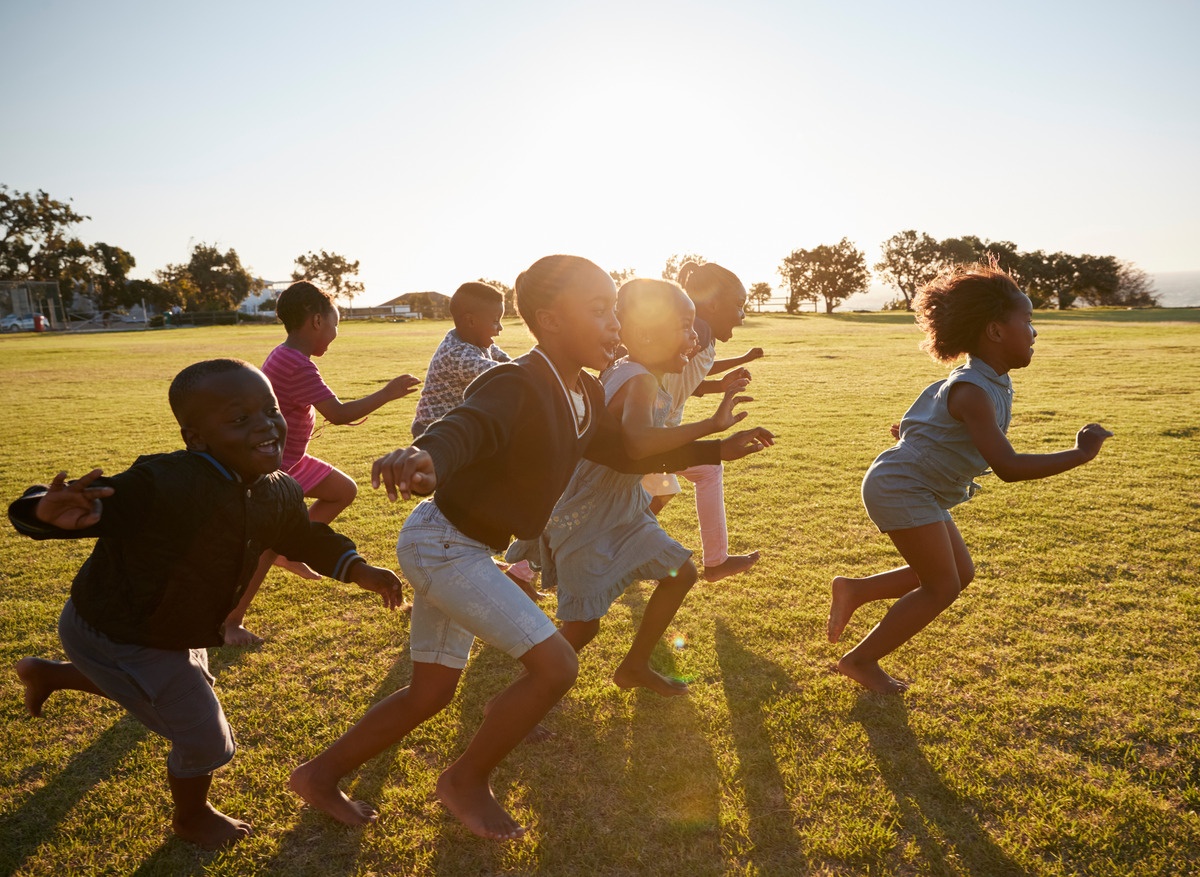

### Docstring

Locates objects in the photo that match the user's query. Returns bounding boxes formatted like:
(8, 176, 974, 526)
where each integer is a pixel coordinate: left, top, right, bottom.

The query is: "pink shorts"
(285, 454, 335, 493)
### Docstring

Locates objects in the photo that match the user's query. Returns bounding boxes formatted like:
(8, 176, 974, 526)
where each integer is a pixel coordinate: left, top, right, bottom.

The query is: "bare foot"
(435, 766, 526, 840)
(15, 657, 54, 717)
(274, 556, 322, 580)
(289, 760, 378, 826)
(827, 576, 858, 644)
(613, 663, 689, 697)
(702, 551, 761, 582)
(172, 804, 252, 850)
(836, 654, 908, 694)
(221, 624, 264, 647)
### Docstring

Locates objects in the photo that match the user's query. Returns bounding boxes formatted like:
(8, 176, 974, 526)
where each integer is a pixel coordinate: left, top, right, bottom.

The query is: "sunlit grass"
(1, 310, 1198, 876)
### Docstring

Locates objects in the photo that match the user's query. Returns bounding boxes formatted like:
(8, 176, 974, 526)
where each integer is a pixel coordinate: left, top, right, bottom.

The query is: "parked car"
(2, 314, 43, 332)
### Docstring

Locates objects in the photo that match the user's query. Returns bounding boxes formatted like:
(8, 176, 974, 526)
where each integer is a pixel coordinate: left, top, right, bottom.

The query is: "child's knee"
(670, 560, 699, 590)
(528, 635, 578, 694)
(957, 558, 975, 590)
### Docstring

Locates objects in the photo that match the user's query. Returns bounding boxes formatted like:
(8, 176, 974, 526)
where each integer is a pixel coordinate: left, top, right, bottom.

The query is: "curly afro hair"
(912, 260, 1025, 364)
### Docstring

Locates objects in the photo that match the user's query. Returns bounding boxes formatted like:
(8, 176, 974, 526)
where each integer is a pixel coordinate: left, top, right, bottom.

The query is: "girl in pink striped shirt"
(223, 281, 419, 645)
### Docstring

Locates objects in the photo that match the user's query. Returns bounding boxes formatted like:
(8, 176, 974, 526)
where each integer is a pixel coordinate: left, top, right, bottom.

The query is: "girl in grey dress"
(827, 261, 1112, 694)
(519, 278, 770, 697)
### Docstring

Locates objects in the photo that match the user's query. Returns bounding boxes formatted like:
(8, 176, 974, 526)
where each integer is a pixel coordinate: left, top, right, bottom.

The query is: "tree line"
(2, 184, 1160, 321)
(0, 184, 364, 317)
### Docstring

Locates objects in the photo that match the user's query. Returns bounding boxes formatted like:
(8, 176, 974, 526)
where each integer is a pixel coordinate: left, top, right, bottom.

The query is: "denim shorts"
(397, 500, 559, 670)
(58, 600, 236, 778)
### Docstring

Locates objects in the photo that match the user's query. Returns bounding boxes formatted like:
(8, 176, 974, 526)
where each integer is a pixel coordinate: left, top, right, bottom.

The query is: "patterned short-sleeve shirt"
(413, 329, 512, 429)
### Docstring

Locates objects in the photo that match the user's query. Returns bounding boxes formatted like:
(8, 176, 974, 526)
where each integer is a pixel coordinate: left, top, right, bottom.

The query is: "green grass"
(1, 310, 1198, 876)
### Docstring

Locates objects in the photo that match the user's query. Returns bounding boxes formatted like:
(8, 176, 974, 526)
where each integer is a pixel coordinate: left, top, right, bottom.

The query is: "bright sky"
(3, 0, 1197, 306)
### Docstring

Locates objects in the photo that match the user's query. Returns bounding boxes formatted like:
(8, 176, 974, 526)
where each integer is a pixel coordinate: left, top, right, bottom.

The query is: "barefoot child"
(827, 262, 1112, 694)
(514, 278, 773, 696)
(11, 359, 405, 850)
(411, 281, 512, 438)
(288, 255, 772, 840)
(644, 260, 765, 582)
(224, 281, 420, 644)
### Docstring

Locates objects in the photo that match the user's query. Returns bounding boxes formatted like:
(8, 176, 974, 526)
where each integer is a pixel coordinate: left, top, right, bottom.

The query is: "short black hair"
(168, 358, 254, 424)
(277, 281, 336, 332)
(450, 282, 503, 319)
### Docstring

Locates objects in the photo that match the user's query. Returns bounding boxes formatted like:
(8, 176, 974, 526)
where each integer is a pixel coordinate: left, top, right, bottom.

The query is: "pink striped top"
(262, 344, 336, 470)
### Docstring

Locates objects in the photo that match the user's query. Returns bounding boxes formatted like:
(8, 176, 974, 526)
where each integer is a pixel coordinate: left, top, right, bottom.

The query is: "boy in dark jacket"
(11, 359, 404, 850)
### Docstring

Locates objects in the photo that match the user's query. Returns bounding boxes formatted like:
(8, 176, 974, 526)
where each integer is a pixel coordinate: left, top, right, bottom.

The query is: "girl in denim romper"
(826, 262, 1112, 694)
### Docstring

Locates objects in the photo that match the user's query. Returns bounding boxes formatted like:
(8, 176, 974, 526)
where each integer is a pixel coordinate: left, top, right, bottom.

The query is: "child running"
(11, 359, 404, 849)
(644, 260, 765, 581)
(411, 281, 511, 438)
(513, 278, 772, 696)
(288, 255, 773, 840)
(223, 281, 420, 645)
(827, 261, 1112, 694)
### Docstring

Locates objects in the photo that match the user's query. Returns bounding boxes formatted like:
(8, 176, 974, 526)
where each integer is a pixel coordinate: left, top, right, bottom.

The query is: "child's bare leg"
(222, 553, 271, 646)
(827, 566, 920, 643)
(290, 661, 462, 826)
(15, 657, 106, 717)
(838, 521, 971, 694)
(648, 494, 673, 515)
(613, 561, 697, 697)
(168, 770, 251, 850)
(275, 470, 357, 579)
(437, 632, 577, 839)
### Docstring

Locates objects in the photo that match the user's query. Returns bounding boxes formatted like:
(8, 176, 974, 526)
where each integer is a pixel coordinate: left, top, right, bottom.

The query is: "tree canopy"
(779, 238, 869, 314)
(747, 281, 773, 312)
(158, 243, 255, 312)
(293, 249, 365, 309)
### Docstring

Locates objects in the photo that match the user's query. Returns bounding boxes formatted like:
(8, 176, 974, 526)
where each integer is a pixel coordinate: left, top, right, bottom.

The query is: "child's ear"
(180, 425, 207, 452)
(535, 308, 559, 336)
(985, 320, 1003, 342)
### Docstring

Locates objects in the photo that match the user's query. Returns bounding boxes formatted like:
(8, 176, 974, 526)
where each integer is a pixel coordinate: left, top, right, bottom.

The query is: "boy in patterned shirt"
(411, 282, 511, 437)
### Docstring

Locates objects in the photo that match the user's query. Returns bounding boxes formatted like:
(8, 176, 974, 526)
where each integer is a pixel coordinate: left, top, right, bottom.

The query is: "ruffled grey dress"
(507, 359, 693, 622)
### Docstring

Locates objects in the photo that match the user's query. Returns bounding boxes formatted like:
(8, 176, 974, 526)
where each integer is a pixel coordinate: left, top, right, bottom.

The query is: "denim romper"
(862, 356, 1013, 533)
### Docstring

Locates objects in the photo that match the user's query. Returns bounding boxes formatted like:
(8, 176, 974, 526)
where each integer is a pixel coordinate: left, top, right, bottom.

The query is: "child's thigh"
(397, 502, 558, 668)
(306, 466, 357, 504)
(58, 603, 234, 775)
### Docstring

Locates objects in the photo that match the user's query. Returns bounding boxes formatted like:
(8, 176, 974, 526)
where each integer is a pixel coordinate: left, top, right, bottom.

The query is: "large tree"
(747, 281, 773, 312)
(159, 243, 255, 311)
(779, 238, 869, 314)
(0, 184, 89, 279)
(875, 230, 946, 310)
(293, 249, 365, 309)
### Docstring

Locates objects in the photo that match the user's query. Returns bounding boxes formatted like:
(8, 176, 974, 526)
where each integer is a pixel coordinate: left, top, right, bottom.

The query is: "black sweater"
(413, 350, 721, 550)
(8, 451, 363, 649)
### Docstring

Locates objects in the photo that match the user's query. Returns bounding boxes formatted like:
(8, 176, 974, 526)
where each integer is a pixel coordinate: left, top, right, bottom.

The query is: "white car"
(2, 314, 41, 332)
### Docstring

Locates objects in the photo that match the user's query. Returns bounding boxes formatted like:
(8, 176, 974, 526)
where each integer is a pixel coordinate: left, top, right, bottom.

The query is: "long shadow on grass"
(264, 653, 413, 877)
(850, 697, 1024, 876)
(0, 714, 149, 877)
(714, 619, 809, 873)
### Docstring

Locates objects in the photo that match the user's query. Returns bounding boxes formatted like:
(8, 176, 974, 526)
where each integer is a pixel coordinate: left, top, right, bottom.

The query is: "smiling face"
(621, 285, 697, 375)
(541, 272, 621, 372)
(179, 367, 287, 481)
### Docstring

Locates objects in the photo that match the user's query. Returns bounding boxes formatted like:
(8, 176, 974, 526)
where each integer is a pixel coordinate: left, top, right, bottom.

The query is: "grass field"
(1, 310, 1198, 876)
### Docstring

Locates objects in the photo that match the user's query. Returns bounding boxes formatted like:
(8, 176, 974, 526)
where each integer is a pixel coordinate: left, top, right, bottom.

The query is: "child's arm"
(31, 470, 114, 529)
(709, 348, 764, 377)
(691, 366, 753, 397)
(344, 559, 407, 610)
(949, 383, 1112, 481)
(314, 374, 421, 425)
(10, 467, 150, 540)
(615, 374, 753, 458)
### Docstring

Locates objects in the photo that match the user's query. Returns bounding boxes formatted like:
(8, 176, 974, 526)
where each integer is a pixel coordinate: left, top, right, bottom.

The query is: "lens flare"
(673, 634, 686, 650)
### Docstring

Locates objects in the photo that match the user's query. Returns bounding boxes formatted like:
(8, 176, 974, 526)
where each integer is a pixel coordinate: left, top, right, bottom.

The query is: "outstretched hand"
(1076, 423, 1113, 461)
(349, 563, 410, 611)
(35, 470, 114, 530)
(371, 447, 437, 501)
(719, 367, 752, 391)
(719, 426, 775, 461)
(386, 374, 422, 400)
(712, 378, 752, 431)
